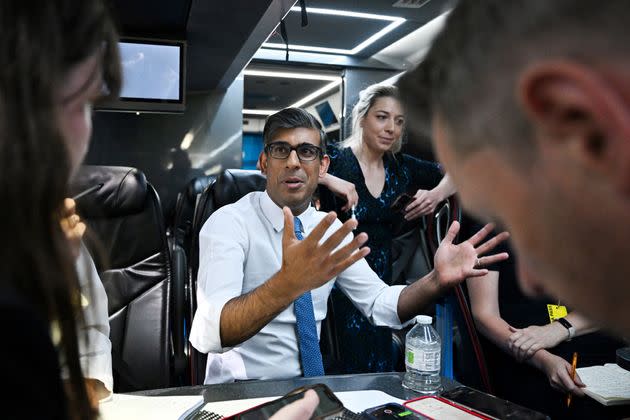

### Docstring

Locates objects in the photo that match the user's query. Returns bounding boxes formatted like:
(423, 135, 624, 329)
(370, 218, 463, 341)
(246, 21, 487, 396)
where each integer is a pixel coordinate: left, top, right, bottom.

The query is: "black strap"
(299, 0, 308, 27)
(280, 20, 289, 61)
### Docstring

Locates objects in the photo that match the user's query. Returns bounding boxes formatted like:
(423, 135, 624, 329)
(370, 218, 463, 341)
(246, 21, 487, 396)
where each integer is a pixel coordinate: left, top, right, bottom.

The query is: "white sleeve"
(334, 231, 408, 329)
(61, 243, 113, 394)
(189, 208, 248, 353)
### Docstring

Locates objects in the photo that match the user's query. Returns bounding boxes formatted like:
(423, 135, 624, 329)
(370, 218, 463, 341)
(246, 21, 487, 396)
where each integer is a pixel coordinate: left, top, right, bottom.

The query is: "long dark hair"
(0, 1, 120, 419)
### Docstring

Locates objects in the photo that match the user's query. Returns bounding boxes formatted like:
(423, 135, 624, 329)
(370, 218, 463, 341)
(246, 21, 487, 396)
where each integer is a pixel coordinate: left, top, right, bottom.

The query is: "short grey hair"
(399, 0, 630, 166)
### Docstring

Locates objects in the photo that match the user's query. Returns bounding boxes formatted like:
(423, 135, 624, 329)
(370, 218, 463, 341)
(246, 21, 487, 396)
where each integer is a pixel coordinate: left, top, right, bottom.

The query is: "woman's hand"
(320, 173, 358, 212)
(59, 198, 86, 260)
(507, 323, 568, 362)
(404, 188, 442, 220)
(537, 353, 585, 396)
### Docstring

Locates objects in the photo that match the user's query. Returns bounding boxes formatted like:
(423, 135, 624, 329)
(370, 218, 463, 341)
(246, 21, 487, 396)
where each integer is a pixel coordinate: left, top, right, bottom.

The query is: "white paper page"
(200, 390, 405, 416)
(577, 364, 630, 399)
(406, 398, 482, 420)
(99, 394, 204, 420)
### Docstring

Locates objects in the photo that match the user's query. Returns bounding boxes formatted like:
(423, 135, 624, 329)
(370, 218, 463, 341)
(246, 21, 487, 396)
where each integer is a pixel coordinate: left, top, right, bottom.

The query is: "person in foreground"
(400, 0, 630, 363)
(190, 107, 508, 383)
(0, 0, 121, 418)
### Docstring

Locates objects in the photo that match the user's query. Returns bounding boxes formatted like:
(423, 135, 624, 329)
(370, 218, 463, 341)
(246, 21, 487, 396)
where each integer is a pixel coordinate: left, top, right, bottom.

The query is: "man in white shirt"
(190, 108, 508, 383)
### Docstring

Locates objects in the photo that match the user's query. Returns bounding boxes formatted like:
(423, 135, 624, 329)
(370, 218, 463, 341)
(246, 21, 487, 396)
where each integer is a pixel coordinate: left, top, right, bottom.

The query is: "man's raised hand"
(280, 207, 369, 296)
(433, 221, 509, 289)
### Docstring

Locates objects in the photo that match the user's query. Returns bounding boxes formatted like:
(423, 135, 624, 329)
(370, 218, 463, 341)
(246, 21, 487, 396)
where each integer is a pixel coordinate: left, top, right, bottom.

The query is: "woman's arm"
(507, 312, 598, 361)
(467, 272, 585, 395)
(404, 173, 457, 220)
(319, 173, 358, 211)
(467, 271, 513, 351)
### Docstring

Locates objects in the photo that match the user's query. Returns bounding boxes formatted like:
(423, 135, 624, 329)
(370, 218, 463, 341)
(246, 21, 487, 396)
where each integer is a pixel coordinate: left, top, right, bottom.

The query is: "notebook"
(576, 363, 630, 406)
(99, 394, 205, 420)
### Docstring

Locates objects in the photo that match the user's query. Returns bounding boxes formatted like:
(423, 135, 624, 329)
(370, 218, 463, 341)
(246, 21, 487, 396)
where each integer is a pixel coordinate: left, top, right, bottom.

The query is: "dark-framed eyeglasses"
(264, 141, 323, 162)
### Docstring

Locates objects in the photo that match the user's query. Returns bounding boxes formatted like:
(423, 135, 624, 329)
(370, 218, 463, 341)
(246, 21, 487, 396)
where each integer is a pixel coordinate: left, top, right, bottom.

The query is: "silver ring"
(475, 258, 481, 268)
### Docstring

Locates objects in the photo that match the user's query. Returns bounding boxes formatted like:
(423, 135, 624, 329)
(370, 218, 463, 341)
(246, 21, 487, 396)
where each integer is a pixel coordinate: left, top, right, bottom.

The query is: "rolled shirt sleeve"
(189, 207, 248, 354)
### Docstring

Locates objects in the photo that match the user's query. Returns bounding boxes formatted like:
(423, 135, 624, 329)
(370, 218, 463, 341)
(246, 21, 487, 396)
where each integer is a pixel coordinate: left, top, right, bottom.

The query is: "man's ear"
(258, 151, 267, 174)
(319, 154, 330, 178)
(518, 60, 630, 192)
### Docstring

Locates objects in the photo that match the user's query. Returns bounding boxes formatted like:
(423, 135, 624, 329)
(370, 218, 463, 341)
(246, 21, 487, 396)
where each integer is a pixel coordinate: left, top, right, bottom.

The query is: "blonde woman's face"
(360, 96, 405, 153)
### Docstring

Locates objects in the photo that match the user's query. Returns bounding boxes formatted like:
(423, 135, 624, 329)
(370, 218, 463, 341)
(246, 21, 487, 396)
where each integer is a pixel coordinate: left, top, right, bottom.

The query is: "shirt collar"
(260, 190, 316, 233)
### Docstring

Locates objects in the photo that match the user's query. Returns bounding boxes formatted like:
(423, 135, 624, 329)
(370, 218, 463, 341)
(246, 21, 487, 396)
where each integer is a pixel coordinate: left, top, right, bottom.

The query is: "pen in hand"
(72, 183, 104, 201)
(567, 352, 578, 407)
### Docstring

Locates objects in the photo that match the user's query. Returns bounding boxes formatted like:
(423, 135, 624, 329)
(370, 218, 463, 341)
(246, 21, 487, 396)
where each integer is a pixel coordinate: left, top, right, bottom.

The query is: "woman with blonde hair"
(319, 83, 455, 373)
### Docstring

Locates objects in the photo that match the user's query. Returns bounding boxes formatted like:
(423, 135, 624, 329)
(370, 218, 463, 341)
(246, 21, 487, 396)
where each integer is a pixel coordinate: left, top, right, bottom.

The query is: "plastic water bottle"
(402, 315, 441, 393)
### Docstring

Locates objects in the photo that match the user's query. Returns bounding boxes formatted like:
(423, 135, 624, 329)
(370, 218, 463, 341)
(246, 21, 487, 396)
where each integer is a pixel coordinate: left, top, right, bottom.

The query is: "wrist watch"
(556, 317, 576, 341)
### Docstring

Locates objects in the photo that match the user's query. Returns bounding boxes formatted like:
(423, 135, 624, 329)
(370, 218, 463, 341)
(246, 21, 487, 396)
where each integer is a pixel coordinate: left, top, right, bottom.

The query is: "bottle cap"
(415, 315, 432, 325)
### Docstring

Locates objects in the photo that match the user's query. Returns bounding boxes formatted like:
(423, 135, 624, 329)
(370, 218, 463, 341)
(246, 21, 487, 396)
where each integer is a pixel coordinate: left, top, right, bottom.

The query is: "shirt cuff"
(371, 285, 414, 329)
(190, 295, 233, 354)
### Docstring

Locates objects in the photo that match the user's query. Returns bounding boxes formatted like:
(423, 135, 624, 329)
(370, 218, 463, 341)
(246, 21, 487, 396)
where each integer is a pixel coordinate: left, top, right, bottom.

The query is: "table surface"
(134, 372, 460, 403)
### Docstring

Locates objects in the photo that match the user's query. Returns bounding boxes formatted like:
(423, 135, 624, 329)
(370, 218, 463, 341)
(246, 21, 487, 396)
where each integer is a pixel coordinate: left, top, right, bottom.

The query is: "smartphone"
(440, 387, 549, 420)
(404, 396, 491, 420)
(364, 402, 430, 419)
(390, 193, 414, 213)
(223, 384, 344, 420)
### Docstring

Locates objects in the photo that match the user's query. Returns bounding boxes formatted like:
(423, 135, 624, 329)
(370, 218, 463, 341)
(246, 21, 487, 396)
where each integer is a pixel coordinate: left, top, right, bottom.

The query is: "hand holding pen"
(567, 352, 578, 407)
(60, 183, 103, 260)
(60, 198, 86, 260)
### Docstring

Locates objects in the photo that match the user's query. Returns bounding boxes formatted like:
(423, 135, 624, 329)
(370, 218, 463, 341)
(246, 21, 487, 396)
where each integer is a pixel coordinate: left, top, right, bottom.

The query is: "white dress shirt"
(60, 243, 113, 394)
(189, 191, 406, 384)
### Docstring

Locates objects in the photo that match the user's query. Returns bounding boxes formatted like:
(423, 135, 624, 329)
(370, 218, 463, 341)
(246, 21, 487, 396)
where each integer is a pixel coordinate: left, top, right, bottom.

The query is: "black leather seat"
(188, 169, 267, 384)
(172, 175, 216, 253)
(70, 165, 184, 391)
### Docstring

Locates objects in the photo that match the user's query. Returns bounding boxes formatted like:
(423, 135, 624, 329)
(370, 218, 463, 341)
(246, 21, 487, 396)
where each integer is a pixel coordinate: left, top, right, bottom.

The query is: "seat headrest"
(212, 169, 266, 208)
(70, 166, 148, 218)
(185, 175, 216, 202)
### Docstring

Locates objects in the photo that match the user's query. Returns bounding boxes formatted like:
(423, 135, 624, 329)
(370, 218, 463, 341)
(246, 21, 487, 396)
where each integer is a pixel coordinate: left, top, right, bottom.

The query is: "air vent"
(392, 0, 431, 8)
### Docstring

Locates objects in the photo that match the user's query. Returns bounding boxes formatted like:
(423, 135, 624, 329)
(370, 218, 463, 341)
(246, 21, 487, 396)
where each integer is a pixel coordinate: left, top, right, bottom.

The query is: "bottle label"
(406, 346, 440, 371)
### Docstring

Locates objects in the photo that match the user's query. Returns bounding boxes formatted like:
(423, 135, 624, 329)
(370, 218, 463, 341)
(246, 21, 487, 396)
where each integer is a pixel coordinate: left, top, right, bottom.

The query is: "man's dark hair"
(399, 0, 630, 165)
(263, 107, 327, 154)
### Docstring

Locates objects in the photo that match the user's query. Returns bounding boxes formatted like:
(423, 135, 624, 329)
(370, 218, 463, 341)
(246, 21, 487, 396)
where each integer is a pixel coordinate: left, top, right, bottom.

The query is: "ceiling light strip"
(243, 69, 340, 81)
(261, 42, 352, 55)
(289, 6, 401, 21)
(291, 79, 342, 108)
(263, 6, 406, 56)
(350, 19, 406, 54)
(242, 109, 277, 116)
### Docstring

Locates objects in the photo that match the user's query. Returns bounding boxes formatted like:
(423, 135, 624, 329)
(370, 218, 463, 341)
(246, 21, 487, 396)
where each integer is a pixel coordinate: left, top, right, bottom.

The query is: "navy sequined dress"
(320, 145, 443, 373)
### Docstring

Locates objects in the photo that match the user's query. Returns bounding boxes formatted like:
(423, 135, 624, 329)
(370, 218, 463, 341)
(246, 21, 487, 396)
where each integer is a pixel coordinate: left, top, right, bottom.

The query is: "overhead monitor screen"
(119, 41, 182, 101)
(315, 101, 338, 127)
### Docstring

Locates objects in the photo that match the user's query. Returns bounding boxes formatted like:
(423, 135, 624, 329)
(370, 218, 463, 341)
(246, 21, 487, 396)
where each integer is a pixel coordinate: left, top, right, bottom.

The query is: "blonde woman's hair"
(340, 84, 404, 154)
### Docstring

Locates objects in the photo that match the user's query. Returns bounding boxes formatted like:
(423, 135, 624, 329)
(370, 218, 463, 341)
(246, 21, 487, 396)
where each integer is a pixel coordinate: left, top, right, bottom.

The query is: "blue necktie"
(293, 217, 325, 377)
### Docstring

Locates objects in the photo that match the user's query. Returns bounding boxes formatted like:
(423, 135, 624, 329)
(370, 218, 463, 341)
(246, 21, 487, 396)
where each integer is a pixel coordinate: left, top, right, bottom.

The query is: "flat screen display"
(119, 41, 182, 101)
(315, 101, 338, 127)
(97, 39, 186, 113)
